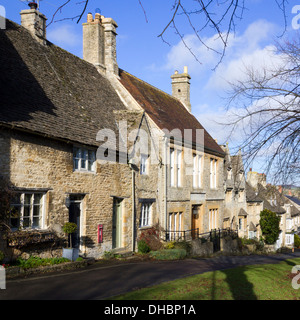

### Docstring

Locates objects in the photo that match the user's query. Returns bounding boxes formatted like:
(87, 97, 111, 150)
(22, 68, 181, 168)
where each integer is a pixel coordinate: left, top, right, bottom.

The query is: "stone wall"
(191, 239, 213, 257)
(1, 128, 134, 259)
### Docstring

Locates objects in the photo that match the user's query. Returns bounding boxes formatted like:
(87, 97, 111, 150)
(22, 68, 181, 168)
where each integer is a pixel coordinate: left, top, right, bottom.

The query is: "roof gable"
(118, 69, 225, 157)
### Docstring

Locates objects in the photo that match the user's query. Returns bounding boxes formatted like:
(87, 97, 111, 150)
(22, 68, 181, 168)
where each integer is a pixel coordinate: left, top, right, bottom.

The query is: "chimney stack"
(171, 66, 191, 112)
(20, 2, 47, 45)
(83, 13, 118, 75)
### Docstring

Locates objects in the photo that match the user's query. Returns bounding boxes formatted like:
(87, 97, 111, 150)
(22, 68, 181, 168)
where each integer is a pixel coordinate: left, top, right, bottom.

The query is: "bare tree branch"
(223, 34, 300, 184)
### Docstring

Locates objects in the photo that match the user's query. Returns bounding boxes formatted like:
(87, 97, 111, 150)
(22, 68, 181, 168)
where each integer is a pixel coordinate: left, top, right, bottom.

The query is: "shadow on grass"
(219, 267, 257, 300)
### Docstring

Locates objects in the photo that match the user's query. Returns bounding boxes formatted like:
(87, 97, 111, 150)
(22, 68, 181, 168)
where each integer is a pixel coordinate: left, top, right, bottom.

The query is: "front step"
(111, 248, 133, 258)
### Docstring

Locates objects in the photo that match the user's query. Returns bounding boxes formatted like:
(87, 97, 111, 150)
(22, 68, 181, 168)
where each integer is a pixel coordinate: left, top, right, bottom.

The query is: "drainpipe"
(164, 136, 168, 233)
(132, 169, 135, 252)
(128, 158, 138, 252)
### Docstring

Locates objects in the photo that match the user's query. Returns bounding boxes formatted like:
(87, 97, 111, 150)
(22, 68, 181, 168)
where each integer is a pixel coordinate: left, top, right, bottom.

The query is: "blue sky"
(2, 0, 299, 177)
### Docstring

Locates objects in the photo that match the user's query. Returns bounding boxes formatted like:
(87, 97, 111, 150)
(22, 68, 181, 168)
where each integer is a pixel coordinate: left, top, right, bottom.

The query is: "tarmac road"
(1, 251, 300, 300)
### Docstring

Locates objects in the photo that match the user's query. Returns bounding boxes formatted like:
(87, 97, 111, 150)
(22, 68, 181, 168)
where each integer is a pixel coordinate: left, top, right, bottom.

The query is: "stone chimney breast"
(171, 66, 191, 112)
(82, 13, 118, 75)
(20, 4, 47, 45)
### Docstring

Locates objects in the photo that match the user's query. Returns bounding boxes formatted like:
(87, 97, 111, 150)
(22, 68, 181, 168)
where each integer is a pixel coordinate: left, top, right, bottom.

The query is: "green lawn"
(112, 258, 300, 300)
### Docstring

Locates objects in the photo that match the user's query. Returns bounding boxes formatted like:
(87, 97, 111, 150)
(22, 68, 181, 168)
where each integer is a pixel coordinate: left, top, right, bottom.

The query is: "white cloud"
(164, 19, 279, 81)
(48, 24, 81, 47)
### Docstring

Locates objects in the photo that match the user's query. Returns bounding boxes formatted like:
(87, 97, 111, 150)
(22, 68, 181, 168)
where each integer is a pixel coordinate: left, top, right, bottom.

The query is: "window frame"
(140, 154, 149, 175)
(209, 208, 218, 230)
(177, 150, 182, 187)
(140, 202, 152, 228)
(10, 192, 46, 230)
(73, 146, 96, 173)
(193, 153, 203, 189)
(210, 158, 217, 189)
(170, 147, 183, 188)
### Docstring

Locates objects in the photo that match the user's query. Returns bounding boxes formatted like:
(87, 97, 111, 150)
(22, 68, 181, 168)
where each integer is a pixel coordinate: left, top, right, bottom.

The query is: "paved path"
(1, 251, 300, 300)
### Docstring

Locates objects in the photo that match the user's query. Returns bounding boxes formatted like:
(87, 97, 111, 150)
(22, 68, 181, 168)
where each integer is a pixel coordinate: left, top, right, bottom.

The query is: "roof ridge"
(119, 69, 184, 105)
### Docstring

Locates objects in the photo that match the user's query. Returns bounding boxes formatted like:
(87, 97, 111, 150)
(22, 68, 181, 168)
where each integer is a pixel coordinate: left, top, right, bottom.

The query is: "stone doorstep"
(111, 248, 133, 258)
(5, 257, 96, 280)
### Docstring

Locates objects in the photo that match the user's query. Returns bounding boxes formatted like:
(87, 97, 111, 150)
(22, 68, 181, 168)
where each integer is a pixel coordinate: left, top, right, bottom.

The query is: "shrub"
(165, 241, 176, 249)
(149, 249, 186, 260)
(173, 241, 192, 255)
(295, 234, 300, 248)
(16, 256, 70, 269)
(137, 239, 151, 254)
(138, 226, 163, 251)
(103, 251, 115, 259)
(62, 222, 78, 248)
(76, 257, 84, 262)
(259, 209, 281, 245)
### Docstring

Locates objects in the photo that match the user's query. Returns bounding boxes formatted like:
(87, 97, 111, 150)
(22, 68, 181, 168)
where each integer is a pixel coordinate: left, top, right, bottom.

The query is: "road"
(1, 251, 300, 300)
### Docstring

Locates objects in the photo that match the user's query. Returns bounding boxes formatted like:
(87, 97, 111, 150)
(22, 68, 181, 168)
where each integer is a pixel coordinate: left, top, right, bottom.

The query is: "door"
(192, 205, 203, 239)
(112, 198, 123, 249)
(69, 201, 81, 248)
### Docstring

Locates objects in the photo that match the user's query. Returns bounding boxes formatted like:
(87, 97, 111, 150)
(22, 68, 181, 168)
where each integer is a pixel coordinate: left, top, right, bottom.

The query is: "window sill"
(139, 225, 153, 230)
(73, 169, 96, 175)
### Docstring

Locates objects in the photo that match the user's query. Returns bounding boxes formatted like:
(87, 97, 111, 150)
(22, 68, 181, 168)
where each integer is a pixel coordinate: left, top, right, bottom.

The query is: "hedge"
(149, 249, 187, 260)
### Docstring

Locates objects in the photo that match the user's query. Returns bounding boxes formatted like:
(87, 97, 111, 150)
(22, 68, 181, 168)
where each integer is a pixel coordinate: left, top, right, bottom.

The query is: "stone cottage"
(80, 12, 226, 240)
(247, 170, 300, 248)
(0, 8, 135, 259)
(0, 5, 226, 260)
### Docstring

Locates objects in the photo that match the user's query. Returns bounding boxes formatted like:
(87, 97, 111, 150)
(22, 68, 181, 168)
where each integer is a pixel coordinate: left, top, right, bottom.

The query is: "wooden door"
(192, 205, 203, 238)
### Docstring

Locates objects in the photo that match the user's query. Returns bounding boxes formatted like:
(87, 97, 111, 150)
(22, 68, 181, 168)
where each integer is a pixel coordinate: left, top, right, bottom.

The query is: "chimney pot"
(95, 13, 101, 23)
(28, 2, 38, 10)
(87, 13, 93, 23)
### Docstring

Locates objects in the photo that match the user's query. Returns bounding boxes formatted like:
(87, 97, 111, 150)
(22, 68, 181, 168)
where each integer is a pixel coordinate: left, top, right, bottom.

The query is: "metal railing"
(164, 228, 238, 243)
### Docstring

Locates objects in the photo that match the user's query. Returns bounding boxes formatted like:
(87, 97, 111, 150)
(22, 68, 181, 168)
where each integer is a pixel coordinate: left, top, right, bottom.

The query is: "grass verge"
(112, 258, 300, 300)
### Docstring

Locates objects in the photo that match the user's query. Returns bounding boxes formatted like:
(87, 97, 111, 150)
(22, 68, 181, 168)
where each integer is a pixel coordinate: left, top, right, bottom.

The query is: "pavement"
(1, 250, 300, 300)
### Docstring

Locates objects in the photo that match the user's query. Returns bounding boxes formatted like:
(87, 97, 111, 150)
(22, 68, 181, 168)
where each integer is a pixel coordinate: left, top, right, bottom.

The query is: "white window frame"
(239, 218, 243, 230)
(193, 154, 197, 188)
(170, 148, 175, 187)
(285, 234, 294, 246)
(210, 158, 217, 189)
(193, 154, 203, 189)
(198, 155, 202, 188)
(140, 154, 149, 175)
(140, 202, 152, 227)
(10, 192, 46, 230)
(178, 212, 182, 232)
(73, 146, 96, 172)
(209, 208, 218, 230)
(177, 150, 182, 187)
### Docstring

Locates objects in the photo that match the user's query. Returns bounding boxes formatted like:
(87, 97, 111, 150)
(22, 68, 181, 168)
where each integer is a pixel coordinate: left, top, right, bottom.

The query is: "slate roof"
(285, 195, 300, 207)
(0, 19, 126, 148)
(118, 69, 225, 158)
(246, 182, 263, 203)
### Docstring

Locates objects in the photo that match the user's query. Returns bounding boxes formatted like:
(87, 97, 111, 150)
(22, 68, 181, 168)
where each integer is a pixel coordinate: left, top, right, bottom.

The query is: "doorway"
(192, 205, 203, 238)
(68, 196, 83, 249)
(112, 198, 123, 249)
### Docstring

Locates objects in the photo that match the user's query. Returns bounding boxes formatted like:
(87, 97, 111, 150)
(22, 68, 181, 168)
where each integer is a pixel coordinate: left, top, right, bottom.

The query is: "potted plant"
(62, 222, 79, 261)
